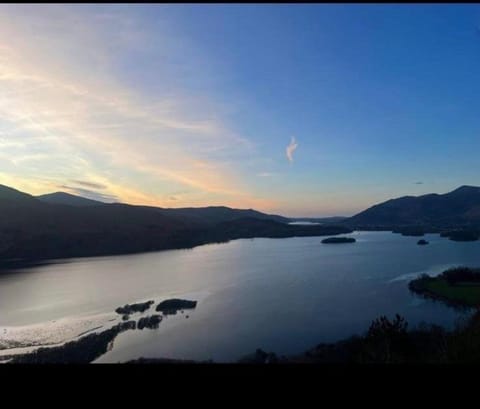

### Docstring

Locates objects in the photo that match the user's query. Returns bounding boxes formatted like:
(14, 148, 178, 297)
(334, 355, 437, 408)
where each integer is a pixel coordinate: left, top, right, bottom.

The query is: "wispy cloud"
(0, 5, 272, 211)
(57, 185, 119, 203)
(257, 172, 275, 177)
(286, 137, 298, 163)
(71, 180, 108, 190)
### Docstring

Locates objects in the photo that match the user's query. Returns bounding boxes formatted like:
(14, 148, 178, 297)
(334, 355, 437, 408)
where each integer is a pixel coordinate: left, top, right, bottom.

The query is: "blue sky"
(0, 4, 479, 216)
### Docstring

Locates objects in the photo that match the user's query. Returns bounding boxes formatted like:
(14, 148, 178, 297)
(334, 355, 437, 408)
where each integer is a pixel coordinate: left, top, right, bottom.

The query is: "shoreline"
(408, 267, 480, 309)
(1, 297, 198, 364)
(3, 237, 480, 363)
(0, 228, 461, 273)
(0, 312, 121, 356)
(0, 227, 355, 272)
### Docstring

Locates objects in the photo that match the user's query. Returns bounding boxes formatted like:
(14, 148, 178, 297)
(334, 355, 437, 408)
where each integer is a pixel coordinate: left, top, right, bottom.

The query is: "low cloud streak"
(71, 180, 108, 190)
(58, 185, 119, 203)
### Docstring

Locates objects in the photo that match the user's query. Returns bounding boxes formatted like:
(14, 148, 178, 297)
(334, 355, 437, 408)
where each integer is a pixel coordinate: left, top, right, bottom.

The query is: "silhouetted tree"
(362, 314, 410, 363)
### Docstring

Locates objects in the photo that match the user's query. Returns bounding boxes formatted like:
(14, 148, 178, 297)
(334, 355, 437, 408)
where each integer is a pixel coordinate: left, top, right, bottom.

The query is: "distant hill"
(289, 216, 348, 224)
(37, 191, 288, 223)
(210, 217, 351, 239)
(157, 206, 289, 225)
(0, 185, 350, 264)
(0, 184, 38, 204)
(346, 185, 480, 228)
(36, 192, 106, 207)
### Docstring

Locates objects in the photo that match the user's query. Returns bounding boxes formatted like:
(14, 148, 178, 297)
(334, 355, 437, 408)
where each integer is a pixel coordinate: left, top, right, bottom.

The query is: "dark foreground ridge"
(238, 311, 480, 364)
(126, 357, 209, 364)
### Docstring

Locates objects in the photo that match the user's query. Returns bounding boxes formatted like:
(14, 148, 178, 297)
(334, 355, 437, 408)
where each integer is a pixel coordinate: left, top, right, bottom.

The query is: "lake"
(1, 231, 479, 362)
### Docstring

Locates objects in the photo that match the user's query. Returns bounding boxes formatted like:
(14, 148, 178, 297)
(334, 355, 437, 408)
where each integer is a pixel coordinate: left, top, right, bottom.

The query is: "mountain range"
(36, 192, 107, 207)
(2, 183, 480, 264)
(0, 184, 350, 264)
(346, 185, 480, 229)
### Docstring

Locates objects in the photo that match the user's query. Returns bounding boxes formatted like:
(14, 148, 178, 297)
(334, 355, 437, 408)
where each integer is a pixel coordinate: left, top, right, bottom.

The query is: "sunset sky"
(1, 4, 479, 217)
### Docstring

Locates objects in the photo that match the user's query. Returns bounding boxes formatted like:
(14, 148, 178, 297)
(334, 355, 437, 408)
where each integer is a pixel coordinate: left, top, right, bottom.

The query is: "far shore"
(3, 227, 478, 273)
(0, 222, 353, 271)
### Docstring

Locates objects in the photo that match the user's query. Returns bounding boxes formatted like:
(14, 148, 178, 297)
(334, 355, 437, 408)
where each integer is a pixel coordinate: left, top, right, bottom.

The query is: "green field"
(425, 279, 480, 307)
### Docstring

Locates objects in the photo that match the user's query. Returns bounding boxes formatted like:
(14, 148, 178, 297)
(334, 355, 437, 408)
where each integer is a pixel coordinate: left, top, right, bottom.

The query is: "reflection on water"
(1, 231, 480, 362)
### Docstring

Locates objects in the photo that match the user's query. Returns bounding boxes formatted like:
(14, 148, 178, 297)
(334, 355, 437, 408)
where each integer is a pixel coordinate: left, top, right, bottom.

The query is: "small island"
(440, 230, 480, 242)
(6, 297, 199, 363)
(115, 300, 155, 315)
(417, 239, 429, 245)
(156, 299, 198, 315)
(409, 267, 480, 307)
(137, 315, 162, 330)
(321, 237, 356, 244)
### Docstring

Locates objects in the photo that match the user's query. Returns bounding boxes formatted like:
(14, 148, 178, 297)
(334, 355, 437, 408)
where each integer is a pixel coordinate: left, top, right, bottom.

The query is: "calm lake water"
(1, 231, 479, 362)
